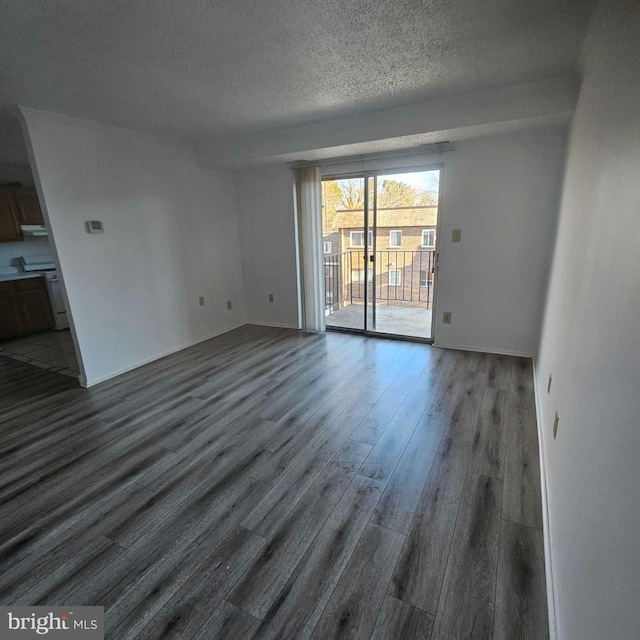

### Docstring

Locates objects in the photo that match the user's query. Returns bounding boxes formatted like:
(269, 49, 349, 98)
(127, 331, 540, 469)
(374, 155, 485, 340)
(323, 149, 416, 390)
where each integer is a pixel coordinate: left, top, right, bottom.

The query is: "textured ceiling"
(0, 0, 592, 143)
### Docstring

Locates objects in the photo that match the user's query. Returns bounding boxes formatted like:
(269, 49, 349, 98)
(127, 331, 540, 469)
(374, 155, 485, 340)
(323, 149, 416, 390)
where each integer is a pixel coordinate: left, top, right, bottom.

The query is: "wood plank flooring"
(0, 325, 548, 639)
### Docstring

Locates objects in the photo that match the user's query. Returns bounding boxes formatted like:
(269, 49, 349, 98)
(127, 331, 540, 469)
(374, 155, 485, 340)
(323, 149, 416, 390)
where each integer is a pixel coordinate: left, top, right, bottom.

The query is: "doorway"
(321, 166, 441, 342)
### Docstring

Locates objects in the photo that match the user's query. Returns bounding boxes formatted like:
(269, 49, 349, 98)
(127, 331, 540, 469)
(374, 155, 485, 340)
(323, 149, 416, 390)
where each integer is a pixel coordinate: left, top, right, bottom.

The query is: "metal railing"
(323, 250, 435, 315)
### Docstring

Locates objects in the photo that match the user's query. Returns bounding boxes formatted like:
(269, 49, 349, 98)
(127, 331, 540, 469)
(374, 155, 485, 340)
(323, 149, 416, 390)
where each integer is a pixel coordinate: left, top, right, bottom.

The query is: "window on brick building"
(352, 269, 372, 284)
(389, 230, 402, 247)
(422, 229, 436, 248)
(350, 230, 373, 247)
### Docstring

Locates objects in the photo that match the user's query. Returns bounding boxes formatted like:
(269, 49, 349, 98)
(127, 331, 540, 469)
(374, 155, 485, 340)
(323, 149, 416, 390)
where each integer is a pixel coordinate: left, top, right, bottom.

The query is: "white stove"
(19, 255, 69, 331)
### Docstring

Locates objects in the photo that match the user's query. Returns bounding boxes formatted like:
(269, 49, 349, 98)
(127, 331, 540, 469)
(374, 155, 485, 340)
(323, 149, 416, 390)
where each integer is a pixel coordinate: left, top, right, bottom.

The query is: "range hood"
(21, 225, 48, 237)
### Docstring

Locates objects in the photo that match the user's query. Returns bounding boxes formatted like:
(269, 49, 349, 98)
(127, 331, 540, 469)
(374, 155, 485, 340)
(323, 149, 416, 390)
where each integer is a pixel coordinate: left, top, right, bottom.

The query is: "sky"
(381, 170, 440, 194)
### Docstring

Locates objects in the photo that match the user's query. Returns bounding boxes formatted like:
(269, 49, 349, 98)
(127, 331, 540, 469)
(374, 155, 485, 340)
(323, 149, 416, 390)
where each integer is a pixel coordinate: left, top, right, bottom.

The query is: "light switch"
(452, 229, 462, 243)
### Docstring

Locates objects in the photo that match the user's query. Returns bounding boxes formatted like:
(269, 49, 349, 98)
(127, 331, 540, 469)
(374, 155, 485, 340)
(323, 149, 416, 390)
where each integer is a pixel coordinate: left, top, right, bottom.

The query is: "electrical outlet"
(198, 296, 205, 306)
(442, 311, 452, 324)
(268, 294, 274, 303)
(226, 300, 232, 311)
(452, 229, 462, 243)
(547, 374, 552, 393)
(553, 411, 559, 439)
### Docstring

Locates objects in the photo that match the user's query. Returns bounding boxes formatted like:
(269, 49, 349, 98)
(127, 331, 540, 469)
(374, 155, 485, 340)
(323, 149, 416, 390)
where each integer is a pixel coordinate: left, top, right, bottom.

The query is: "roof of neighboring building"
(333, 206, 437, 228)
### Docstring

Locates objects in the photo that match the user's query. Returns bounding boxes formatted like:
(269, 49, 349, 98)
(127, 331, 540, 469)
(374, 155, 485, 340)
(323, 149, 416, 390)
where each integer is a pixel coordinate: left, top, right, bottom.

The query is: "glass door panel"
(321, 177, 366, 332)
(321, 167, 441, 341)
(366, 168, 441, 340)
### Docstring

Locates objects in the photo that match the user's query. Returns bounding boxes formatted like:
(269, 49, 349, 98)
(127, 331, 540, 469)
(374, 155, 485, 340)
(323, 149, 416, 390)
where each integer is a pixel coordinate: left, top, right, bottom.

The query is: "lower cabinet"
(0, 282, 23, 337)
(0, 278, 54, 339)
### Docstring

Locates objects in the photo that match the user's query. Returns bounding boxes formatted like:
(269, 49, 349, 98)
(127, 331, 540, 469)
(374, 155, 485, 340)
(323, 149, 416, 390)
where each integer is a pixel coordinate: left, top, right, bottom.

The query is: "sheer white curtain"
(294, 166, 326, 332)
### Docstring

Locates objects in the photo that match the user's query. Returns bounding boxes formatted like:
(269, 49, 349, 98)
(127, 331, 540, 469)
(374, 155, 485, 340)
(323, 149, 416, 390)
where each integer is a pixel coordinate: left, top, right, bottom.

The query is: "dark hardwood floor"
(0, 325, 549, 639)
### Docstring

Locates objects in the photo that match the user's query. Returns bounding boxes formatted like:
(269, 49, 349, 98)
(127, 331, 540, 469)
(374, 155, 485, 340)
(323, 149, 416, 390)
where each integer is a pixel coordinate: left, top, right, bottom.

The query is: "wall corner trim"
(532, 356, 558, 640)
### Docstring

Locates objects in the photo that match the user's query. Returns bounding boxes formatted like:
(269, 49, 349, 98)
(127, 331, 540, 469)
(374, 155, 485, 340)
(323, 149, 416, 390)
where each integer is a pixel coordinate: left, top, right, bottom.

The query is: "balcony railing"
(323, 250, 435, 315)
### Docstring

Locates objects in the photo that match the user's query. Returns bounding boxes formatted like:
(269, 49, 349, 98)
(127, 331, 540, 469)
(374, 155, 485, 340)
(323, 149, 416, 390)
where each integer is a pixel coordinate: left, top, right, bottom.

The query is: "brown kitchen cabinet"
(0, 282, 23, 337)
(0, 187, 23, 243)
(14, 188, 45, 225)
(0, 277, 54, 339)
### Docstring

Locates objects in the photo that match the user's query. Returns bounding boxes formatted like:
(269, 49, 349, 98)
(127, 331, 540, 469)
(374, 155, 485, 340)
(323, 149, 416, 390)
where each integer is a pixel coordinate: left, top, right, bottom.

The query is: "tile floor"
(0, 329, 79, 378)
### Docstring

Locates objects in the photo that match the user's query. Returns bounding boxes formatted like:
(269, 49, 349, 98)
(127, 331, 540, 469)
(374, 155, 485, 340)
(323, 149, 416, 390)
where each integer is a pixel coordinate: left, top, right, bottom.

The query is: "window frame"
(350, 231, 365, 247)
(323, 241, 332, 254)
(389, 230, 402, 248)
(352, 269, 372, 284)
(349, 230, 374, 248)
(389, 269, 402, 286)
(421, 229, 436, 249)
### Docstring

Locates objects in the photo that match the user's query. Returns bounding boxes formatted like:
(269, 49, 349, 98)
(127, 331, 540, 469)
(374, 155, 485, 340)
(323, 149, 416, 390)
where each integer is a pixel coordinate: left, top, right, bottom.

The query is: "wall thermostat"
(86, 220, 104, 233)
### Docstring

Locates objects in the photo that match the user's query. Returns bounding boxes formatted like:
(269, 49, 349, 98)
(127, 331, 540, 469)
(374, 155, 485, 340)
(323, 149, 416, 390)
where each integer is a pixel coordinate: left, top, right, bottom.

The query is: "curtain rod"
(289, 142, 455, 169)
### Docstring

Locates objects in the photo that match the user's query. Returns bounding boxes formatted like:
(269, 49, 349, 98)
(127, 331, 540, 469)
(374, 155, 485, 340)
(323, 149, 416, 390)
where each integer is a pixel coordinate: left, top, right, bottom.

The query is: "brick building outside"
(322, 205, 438, 312)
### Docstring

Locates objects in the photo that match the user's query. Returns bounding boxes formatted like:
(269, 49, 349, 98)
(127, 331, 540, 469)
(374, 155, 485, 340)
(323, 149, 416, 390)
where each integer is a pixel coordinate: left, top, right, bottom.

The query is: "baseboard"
(248, 321, 301, 330)
(433, 342, 532, 358)
(532, 356, 557, 640)
(81, 322, 247, 388)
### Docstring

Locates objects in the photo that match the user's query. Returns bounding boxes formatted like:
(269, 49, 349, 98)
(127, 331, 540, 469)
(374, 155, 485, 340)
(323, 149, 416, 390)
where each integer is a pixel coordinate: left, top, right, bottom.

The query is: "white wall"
(235, 127, 567, 355)
(234, 165, 299, 328)
(21, 109, 247, 386)
(536, 2, 640, 639)
(434, 128, 567, 355)
(0, 162, 34, 186)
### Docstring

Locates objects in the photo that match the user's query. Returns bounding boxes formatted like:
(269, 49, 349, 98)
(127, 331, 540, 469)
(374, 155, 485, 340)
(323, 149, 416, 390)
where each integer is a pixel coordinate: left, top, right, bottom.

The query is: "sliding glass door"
(321, 176, 366, 332)
(321, 166, 441, 341)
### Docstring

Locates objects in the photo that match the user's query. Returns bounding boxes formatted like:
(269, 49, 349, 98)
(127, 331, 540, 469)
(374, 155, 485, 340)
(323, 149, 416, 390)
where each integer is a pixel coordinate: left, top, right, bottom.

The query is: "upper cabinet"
(14, 189, 45, 225)
(0, 187, 23, 243)
(0, 186, 45, 242)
